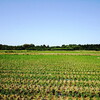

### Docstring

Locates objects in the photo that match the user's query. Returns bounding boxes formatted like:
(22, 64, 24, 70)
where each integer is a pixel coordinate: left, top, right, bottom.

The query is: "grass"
(0, 50, 100, 99)
(0, 50, 100, 54)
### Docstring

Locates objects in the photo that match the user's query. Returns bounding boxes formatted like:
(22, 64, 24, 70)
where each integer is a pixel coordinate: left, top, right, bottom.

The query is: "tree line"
(0, 44, 100, 51)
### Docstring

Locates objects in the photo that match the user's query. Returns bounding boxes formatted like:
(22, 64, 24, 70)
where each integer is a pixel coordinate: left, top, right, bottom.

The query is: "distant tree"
(61, 44, 66, 48)
(0, 44, 100, 51)
(0, 44, 2, 50)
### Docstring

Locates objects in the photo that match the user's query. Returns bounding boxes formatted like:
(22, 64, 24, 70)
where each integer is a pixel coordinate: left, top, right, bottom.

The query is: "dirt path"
(0, 53, 100, 56)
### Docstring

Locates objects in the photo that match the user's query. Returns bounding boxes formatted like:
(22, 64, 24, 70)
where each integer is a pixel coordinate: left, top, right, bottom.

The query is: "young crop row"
(0, 54, 100, 100)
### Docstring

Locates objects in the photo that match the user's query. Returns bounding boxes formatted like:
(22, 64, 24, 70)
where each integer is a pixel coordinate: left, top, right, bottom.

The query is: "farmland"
(0, 51, 100, 100)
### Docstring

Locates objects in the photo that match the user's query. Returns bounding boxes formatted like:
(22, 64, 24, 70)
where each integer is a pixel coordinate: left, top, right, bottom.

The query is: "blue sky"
(0, 0, 100, 46)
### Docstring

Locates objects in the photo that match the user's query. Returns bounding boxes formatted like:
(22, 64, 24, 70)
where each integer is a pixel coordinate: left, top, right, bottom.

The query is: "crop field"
(0, 51, 100, 100)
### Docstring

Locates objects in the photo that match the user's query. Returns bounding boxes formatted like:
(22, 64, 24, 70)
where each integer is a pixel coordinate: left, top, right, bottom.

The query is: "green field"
(0, 51, 100, 100)
(0, 50, 100, 54)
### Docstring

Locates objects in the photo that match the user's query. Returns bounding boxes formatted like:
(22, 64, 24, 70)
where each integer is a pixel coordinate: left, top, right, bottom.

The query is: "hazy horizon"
(0, 0, 100, 46)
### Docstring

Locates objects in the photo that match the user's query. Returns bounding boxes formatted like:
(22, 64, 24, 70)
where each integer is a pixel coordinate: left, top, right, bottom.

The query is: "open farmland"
(0, 51, 100, 100)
